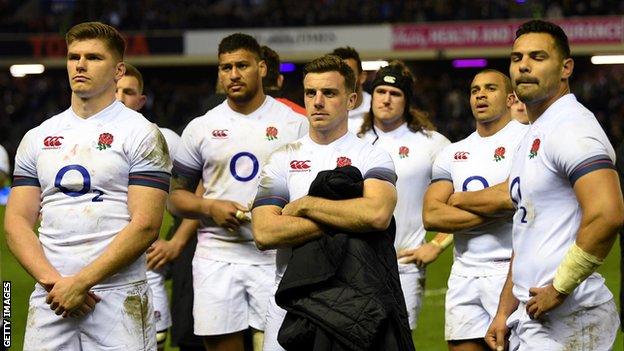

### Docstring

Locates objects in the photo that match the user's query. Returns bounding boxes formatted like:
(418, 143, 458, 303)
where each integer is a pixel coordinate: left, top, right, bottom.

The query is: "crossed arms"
(251, 178, 397, 250)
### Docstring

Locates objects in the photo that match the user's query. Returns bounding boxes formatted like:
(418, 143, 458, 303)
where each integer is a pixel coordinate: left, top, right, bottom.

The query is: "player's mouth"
(73, 75, 88, 82)
(475, 103, 488, 113)
(228, 83, 245, 92)
(516, 77, 538, 86)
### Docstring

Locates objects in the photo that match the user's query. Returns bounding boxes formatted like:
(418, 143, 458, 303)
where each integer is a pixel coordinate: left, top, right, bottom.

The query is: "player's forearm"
(75, 213, 162, 289)
(170, 218, 199, 249)
(301, 196, 394, 233)
(449, 182, 514, 216)
(252, 213, 324, 250)
(4, 218, 60, 286)
(495, 255, 519, 318)
(575, 212, 622, 260)
(167, 189, 210, 219)
(422, 200, 489, 232)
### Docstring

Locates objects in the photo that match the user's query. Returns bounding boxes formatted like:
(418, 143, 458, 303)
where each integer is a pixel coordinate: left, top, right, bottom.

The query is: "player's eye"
(304, 90, 316, 97)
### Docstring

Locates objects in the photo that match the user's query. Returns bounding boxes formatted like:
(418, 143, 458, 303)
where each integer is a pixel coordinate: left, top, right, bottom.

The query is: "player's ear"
(137, 94, 147, 110)
(258, 59, 267, 79)
(115, 62, 126, 82)
(277, 74, 284, 89)
(561, 57, 574, 81)
(347, 90, 357, 110)
(506, 93, 515, 108)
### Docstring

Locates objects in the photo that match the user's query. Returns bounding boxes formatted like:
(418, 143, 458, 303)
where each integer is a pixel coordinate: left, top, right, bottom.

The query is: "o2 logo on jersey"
(229, 152, 259, 182)
(454, 151, 470, 161)
(510, 176, 528, 223)
(54, 165, 104, 202)
(462, 176, 489, 191)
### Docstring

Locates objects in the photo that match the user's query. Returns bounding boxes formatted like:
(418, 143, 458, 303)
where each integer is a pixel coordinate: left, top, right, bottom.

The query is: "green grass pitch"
(1, 207, 622, 350)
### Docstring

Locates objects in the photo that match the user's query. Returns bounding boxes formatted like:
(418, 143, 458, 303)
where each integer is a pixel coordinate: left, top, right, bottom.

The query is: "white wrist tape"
(553, 243, 603, 295)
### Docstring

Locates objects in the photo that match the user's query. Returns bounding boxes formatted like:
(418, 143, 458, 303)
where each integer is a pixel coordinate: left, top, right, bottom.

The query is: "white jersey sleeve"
(544, 117, 615, 185)
(431, 144, 453, 182)
(126, 123, 172, 191)
(13, 129, 41, 186)
(159, 127, 182, 160)
(362, 145, 397, 183)
(172, 118, 204, 182)
(253, 145, 290, 209)
(0, 144, 9, 175)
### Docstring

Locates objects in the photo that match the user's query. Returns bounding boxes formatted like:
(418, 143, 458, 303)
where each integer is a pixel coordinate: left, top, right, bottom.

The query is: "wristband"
(552, 243, 603, 295)
(430, 235, 453, 250)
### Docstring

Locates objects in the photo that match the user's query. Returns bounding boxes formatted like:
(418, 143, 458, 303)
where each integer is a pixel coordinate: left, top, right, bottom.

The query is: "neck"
(374, 118, 405, 133)
(70, 89, 116, 119)
(228, 92, 266, 115)
(309, 123, 348, 145)
(476, 113, 511, 137)
(526, 84, 570, 123)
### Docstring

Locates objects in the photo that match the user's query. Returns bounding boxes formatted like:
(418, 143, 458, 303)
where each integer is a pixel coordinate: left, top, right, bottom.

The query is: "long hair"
(358, 61, 435, 138)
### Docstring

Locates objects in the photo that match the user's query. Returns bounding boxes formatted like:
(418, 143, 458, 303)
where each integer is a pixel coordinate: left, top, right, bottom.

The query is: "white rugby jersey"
(0, 144, 9, 175)
(159, 127, 181, 159)
(13, 101, 171, 287)
(347, 91, 371, 134)
(252, 132, 397, 281)
(432, 120, 528, 275)
(362, 124, 450, 254)
(174, 96, 308, 264)
(509, 94, 615, 306)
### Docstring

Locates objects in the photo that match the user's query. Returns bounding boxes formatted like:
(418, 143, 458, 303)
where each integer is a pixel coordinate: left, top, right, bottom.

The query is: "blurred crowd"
(2, 59, 623, 170)
(2, 0, 623, 33)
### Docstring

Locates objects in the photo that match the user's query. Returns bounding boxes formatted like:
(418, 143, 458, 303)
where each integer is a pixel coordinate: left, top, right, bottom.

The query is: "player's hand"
(397, 243, 442, 268)
(206, 200, 248, 231)
(46, 276, 99, 318)
(282, 196, 311, 217)
(526, 284, 567, 320)
(147, 238, 183, 270)
(485, 314, 509, 351)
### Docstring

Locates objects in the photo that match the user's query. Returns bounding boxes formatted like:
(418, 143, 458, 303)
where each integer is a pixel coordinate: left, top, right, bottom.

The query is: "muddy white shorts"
(146, 269, 171, 332)
(24, 280, 155, 351)
(507, 299, 619, 350)
(445, 273, 507, 341)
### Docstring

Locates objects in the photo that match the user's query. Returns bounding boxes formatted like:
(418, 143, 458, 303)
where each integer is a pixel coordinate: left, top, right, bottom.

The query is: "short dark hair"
(218, 33, 262, 60)
(515, 20, 570, 59)
(123, 63, 144, 94)
(66, 22, 126, 60)
(474, 69, 513, 94)
(261, 45, 280, 89)
(303, 55, 356, 93)
(331, 46, 362, 74)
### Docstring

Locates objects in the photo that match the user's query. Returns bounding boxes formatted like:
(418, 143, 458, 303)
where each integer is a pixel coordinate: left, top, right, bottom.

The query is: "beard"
(227, 85, 258, 104)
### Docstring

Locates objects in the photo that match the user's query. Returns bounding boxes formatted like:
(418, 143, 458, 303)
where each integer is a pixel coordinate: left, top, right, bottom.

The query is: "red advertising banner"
(393, 17, 624, 50)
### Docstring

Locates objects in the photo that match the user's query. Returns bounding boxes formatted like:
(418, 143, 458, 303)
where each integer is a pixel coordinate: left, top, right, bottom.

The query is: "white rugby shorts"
(192, 256, 274, 335)
(146, 269, 172, 332)
(24, 280, 155, 351)
(445, 272, 507, 341)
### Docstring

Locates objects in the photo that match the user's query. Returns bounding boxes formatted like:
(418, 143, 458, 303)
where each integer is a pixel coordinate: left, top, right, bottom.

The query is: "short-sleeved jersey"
(432, 120, 528, 275)
(13, 101, 171, 287)
(509, 94, 615, 306)
(0, 144, 9, 175)
(347, 91, 371, 134)
(174, 96, 308, 264)
(159, 127, 181, 160)
(253, 132, 397, 281)
(362, 124, 450, 254)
